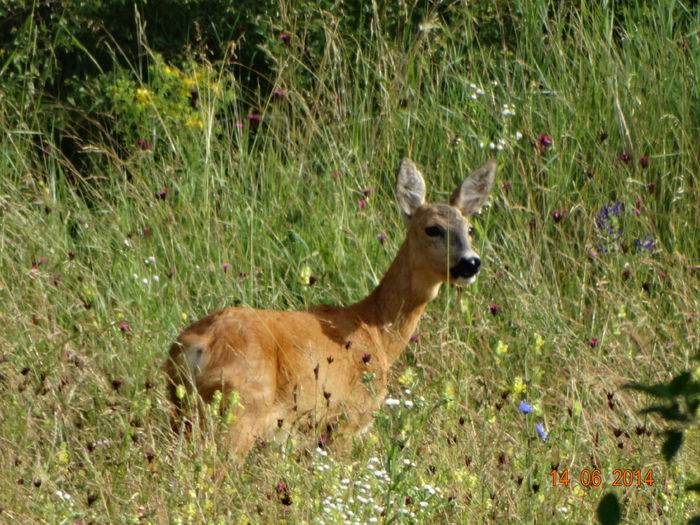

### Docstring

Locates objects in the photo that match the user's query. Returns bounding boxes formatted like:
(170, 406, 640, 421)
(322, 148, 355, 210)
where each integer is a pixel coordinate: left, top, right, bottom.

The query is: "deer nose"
(450, 256, 481, 279)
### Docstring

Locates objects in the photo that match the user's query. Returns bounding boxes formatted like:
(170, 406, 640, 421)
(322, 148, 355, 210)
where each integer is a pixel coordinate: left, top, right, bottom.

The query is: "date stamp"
(550, 469, 655, 487)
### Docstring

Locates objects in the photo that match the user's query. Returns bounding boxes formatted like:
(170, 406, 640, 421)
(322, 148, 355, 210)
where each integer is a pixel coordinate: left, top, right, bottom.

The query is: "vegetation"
(1, 0, 698, 522)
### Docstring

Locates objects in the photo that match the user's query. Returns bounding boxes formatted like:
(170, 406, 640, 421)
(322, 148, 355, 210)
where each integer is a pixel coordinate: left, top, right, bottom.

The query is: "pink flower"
(118, 320, 131, 333)
(221, 262, 230, 272)
(639, 156, 649, 168)
(276, 482, 287, 492)
(538, 134, 552, 147)
(377, 232, 387, 244)
(358, 199, 367, 209)
(587, 338, 599, 347)
(409, 333, 419, 343)
(280, 32, 291, 44)
(487, 303, 501, 315)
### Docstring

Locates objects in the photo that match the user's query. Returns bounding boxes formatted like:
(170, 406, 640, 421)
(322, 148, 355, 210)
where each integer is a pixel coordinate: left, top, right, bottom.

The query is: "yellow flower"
(572, 400, 583, 416)
(299, 264, 312, 285)
(56, 442, 69, 465)
(495, 340, 509, 354)
(443, 381, 455, 408)
(398, 367, 417, 386)
(135, 87, 153, 105)
(181, 312, 188, 321)
(512, 376, 526, 395)
(185, 117, 204, 128)
(533, 333, 544, 353)
(175, 384, 186, 400)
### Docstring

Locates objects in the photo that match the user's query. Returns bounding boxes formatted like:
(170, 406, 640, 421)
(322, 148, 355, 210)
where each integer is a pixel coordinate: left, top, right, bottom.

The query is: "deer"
(165, 157, 497, 457)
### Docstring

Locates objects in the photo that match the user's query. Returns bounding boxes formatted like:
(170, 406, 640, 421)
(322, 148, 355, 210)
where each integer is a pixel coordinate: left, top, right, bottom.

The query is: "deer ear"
(450, 160, 497, 216)
(396, 158, 426, 216)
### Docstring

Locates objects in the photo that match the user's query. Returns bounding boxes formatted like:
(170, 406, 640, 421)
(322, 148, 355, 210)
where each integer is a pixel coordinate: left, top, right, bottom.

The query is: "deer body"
(166, 158, 496, 456)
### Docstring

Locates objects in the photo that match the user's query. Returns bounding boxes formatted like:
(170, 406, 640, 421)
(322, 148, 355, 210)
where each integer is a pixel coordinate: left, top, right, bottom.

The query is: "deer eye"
(425, 225, 444, 238)
(467, 226, 474, 235)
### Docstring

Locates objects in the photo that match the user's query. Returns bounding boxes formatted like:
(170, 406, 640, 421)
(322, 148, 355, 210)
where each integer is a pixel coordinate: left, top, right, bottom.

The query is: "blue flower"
(634, 236, 655, 250)
(518, 400, 533, 413)
(536, 422, 548, 441)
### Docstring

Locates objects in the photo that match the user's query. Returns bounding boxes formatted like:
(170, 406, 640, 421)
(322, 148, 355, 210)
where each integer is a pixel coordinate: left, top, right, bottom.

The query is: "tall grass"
(1, 1, 698, 522)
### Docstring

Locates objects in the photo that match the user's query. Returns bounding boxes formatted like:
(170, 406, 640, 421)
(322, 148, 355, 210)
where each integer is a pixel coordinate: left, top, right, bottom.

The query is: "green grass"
(1, 1, 699, 523)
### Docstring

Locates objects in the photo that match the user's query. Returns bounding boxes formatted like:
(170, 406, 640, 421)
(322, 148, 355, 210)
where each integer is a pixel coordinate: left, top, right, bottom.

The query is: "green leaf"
(661, 430, 684, 461)
(685, 482, 700, 493)
(596, 492, 621, 525)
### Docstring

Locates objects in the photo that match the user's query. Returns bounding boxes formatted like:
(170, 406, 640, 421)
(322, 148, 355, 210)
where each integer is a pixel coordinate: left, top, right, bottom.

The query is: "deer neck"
(352, 241, 442, 364)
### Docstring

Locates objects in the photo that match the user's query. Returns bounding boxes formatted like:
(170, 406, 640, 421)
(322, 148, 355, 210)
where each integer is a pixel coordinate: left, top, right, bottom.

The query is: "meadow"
(0, 1, 698, 523)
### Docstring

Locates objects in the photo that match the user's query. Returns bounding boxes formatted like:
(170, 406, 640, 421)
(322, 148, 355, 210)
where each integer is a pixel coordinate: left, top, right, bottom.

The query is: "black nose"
(450, 256, 481, 279)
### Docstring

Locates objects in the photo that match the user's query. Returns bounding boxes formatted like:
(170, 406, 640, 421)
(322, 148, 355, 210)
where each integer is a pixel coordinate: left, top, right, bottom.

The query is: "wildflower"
(221, 262, 230, 272)
(31, 256, 47, 269)
(634, 236, 655, 250)
(409, 333, 419, 342)
(136, 138, 152, 151)
(377, 232, 387, 244)
(185, 117, 203, 129)
(118, 320, 130, 333)
(385, 398, 400, 407)
(111, 378, 124, 390)
(299, 264, 312, 284)
(595, 202, 624, 246)
(515, 130, 523, 140)
(280, 32, 291, 44)
(495, 340, 508, 355)
(533, 333, 544, 353)
(639, 155, 649, 168)
(175, 384, 186, 399)
(54, 490, 72, 501)
(518, 400, 533, 413)
(617, 152, 631, 163)
(134, 88, 152, 105)
(155, 187, 170, 200)
(550, 208, 568, 222)
(535, 422, 548, 440)
(331, 170, 341, 178)
(512, 377, 527, 395)
(538, 135, 552, 147)
(587, 338, 599, 347)
(358, 199, 367, 209)
(398, 367, 417, 386)
(235, 121, 244, 129)
(272, 90, 284, 97)
(487, 303, 501, 315)
(361, 187, 375, 196)
(501, 104, 516, 116)
(152, 275, 160, 283)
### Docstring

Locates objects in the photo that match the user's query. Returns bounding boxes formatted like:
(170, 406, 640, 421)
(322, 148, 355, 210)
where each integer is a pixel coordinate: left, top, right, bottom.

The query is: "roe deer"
(166, 157, 496, 456)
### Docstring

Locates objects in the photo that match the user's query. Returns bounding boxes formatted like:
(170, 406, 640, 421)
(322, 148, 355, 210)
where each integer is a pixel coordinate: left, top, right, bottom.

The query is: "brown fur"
(165, 158, 496, 456)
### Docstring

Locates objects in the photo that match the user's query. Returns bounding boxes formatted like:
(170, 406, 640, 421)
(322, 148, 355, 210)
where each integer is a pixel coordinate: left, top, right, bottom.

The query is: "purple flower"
(487, 303, 501, 315)
(272, 90, 284, 97)
(235, 121, 244, 129)
(118, 320, 130, 333)
(587, 338, 599, 347)
(518, 400, 533, 413)
(639, 156, 649, 168)
(377, 232, 387, 244)
(535, 422, 548, 441)
(538, 135, 552, 147)
(617, 152, 631, 163)
(276, 482, 287, 492)
(361, 187, 375, 197)
(595, 202, 624, 249)
(136, 138, 152, 151)
(331, 170, 341, 178)
(634, 236, 655, 250)
(155, 187, 170, 200)
(280, 32, 291, 44)
(358, 199, 367, 209)
(221, 262, 230, 271)
(550, 208, 568, 222)
(409, 333, 419, 343)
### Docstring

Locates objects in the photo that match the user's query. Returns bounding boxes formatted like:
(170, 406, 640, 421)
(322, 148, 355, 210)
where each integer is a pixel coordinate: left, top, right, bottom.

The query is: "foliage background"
(0, 0, 698, 523)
